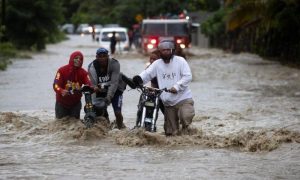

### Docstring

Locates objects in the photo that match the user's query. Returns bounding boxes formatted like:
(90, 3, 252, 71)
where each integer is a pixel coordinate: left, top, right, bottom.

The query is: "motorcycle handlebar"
(68, 85, 94, 95)
(81, 85, 94, 93)
(142, 86, 171, 93)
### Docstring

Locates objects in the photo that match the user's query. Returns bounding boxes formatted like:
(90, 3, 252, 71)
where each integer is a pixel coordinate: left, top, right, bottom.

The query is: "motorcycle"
(135, 86, 168, 132)
(81, 73, 135, 128)
(79, 85, 107, 128)
(79, 85, 96, 128)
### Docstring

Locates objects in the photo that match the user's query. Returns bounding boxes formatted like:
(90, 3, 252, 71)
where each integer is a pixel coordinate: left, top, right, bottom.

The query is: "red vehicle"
(141, 19, 192, 53)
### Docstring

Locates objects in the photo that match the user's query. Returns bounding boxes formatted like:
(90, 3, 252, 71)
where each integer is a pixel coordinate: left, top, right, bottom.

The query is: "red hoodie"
(53, 51, 92, 108)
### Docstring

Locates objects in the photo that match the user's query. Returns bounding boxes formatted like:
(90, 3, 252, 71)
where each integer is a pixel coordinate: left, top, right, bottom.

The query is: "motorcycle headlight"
(145, 101, 155, 107)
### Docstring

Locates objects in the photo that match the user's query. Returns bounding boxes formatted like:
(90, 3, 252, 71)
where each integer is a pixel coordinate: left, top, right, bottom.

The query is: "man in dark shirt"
(87, 48, 126, 129)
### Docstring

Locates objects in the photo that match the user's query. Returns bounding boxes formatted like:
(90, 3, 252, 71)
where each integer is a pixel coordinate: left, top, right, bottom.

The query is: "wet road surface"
(0, 35, 299, 179)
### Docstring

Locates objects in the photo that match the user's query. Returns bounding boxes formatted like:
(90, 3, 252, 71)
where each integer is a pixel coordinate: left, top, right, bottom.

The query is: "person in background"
(146, 49, 161, 88)
(133, 29, 141, 49)
(174, 43, 187, 59)
(148, 49, 160, 66)
(133, 40, 195, 136)
(91, 25, 96, 41)
(128, 29, 133, 50)
(146, 49, 165, 114)
(110, 31, 117, 55)
(88, 48, 126, 129)
(53, 51, 92, 119)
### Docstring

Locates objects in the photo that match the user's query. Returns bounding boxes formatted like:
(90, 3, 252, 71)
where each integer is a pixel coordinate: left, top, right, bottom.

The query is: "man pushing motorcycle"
(87, 48, 127, 129)
(133, 40, 195, 136)
(53, 51, 93, 120)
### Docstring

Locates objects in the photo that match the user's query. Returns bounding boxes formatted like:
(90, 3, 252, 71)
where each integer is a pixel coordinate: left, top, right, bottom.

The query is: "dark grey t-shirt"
(88, 58, 126, 100)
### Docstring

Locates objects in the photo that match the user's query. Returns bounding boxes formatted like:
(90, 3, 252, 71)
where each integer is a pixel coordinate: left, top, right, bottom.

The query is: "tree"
(202, 0, 300, 64)
(6, 0, 63, 50)
(61, 0, 219, 28)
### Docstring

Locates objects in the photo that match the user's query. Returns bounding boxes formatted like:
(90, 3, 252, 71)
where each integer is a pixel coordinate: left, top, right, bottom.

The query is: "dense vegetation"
(0, 0, 65, 70)
(0, 42, 15, 70)
(1, 0, 299, 69)
(0, 0, 218, 70)
(201, 0, 300, 65)
(61, 0, 219, 28)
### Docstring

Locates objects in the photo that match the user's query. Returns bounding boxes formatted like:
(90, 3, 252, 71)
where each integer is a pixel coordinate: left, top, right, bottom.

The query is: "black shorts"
(55, 101, 82, 119)
(111, 90, 123, 113)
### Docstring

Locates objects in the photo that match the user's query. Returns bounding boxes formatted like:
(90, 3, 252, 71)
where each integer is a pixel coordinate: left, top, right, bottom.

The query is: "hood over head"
(69, 51, 84, 67)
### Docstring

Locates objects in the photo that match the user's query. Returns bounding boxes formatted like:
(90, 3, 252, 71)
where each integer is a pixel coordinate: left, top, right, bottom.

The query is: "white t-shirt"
(139, 55, 193, 106)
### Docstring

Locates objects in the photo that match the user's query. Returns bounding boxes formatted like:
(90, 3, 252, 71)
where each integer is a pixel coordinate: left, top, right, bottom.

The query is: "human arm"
(53, 70, 69, 96)
(80, 69, 100, 93)
(87, 63, 98, 87)
(106, 60, 120, 101)
(87, 63, 101, 92)
(139, 61, 157, 84)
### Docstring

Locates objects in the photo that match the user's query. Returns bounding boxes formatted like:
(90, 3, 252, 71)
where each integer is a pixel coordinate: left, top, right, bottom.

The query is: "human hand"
(169, 87, 178, 94)
(132, 75, 143, 87)
(61, 89, 70, 96)
(93, 86, 100, 92)
(104, 97, 111, 105)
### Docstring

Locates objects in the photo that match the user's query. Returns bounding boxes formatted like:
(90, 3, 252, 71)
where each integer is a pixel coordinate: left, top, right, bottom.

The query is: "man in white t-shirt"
(133, 40, 195, 136)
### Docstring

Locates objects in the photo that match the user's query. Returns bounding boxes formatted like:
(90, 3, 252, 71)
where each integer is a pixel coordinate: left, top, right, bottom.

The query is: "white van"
(98, 27, 129, 54)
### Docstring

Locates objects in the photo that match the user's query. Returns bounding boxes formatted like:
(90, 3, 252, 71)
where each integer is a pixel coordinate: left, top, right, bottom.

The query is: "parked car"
(76, 24, 91, 34)
(60, 23, 74, 34)
(103, 24, 120, 28)
(94, 24, 103, 34)
(97, 27, 129, 54)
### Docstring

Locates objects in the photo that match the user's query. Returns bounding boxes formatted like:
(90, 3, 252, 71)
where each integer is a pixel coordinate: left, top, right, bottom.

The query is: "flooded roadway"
(0, 35, 299, 179)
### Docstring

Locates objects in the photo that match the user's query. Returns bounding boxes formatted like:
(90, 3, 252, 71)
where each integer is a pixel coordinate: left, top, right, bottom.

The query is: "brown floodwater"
(0, 35, 299, 179)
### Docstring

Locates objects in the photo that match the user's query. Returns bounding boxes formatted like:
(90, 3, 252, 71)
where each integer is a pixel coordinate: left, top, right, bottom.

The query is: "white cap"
(158, 40, 174, 50)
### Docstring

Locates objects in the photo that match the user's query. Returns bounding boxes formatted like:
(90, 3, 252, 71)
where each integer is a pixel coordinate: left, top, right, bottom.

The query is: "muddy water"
(0, 35, 299, 179)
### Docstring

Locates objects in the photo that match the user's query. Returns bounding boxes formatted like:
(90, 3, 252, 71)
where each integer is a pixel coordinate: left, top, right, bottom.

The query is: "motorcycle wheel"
(144, 122, 152, 132)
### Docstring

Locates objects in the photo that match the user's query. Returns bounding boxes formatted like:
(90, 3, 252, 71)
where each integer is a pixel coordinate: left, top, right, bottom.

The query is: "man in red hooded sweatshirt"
(53, 51, 92, 119)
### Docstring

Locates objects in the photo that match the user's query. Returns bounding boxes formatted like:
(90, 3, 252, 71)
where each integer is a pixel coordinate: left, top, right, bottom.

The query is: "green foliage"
(6, 0, 64, 51)
(202, 0, 300, 65)
(0, 25, 5, 40)
(0, 42, 16, 57)
(0, 59, 8, 70)
(2, 0, 221, 55)
(201, 9, 226, 37)
(61, 0, 220, 28)
(0, 42, 16, 70)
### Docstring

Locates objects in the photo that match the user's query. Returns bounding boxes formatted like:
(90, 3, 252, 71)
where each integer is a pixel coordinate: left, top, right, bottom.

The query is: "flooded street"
(0, 35, 299, 179)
